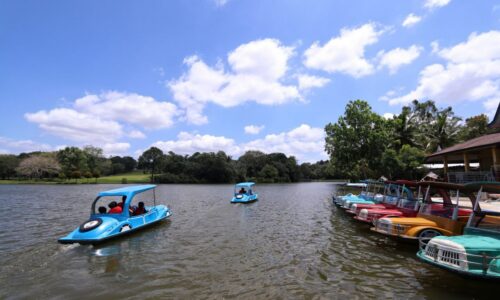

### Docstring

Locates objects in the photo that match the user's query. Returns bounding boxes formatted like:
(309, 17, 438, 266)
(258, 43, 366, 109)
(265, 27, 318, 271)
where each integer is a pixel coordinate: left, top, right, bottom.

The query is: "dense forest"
(325, 99, 497, 180)
(0, 99, 496, 183)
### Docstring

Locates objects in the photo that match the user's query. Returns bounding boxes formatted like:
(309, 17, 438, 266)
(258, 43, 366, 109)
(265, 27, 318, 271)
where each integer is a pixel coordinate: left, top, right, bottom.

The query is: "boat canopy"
(98, 185, 156, 197)
(464, 182, 500, 193)
(235, 182, 255, 187)
(417, 181, 467, 190)
(346, 183, 367, 188)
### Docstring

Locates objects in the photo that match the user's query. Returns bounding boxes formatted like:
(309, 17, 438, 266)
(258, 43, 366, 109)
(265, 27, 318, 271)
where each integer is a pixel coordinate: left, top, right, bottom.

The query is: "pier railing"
(447, 171, 495, 183)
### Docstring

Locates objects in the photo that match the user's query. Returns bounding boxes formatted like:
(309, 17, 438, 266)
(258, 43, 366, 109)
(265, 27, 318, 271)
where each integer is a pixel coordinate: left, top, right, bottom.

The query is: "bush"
(121, 178, 128, 184)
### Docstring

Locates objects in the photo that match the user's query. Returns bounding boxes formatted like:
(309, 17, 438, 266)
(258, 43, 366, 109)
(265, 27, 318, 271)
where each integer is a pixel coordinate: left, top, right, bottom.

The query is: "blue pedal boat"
(231, 182, 258, 203)
(58, 185, 172, 245)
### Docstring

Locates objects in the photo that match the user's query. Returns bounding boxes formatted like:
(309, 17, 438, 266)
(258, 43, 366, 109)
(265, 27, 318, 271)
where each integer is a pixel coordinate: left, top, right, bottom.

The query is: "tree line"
(0, 146, 137, 181)
(137, 148, 332, 183)
(325, 99, 497, 181)
(0, 146, 332, 183)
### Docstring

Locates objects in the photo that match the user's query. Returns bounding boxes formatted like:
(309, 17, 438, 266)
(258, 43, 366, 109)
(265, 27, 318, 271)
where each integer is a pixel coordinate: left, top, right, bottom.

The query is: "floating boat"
(371, 181, 473, 243)
(417, 182, 500, 280)
(58, 185, 172, 245)
(231, 182, 258, 203)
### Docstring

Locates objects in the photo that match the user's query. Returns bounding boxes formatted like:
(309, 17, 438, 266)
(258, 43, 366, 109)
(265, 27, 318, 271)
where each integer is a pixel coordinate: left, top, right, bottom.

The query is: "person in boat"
(108, 201, 123, 214)
(98, 206, 107, 214)
(133, 202, 147, 216)
(238, 187, 246, 194)
(118, 196, 126, 208)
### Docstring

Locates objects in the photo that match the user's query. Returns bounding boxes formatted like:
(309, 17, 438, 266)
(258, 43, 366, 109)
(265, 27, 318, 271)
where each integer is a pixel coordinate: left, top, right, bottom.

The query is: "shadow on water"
(1, 183, 500, 299)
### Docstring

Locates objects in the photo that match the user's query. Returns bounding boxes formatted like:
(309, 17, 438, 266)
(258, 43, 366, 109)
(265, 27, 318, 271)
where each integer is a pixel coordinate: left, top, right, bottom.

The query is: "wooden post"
(493, 147, 498, 166)
(443, 155, 449, 175)
(463, 152, 470, 172)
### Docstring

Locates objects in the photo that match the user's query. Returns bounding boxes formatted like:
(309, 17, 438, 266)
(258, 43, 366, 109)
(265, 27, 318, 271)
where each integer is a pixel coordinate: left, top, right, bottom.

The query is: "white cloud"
(485, 98, 500, 119)
(383, 113, 395, 119)
(25, 108, 124, 143)
(168, 39, 304, 125)
(0, 136, 54, 153)
(153, 132, 240, 156)
(402, 13, 422, 27)
(25, 91, 178, 144)
(102, 142, 131, 156)
(377, 45, 423, 74)
(129, 130, 146, 139)
(424, 0, 451, 10)
(297, 74, 330, 90)
(385, 30, 500, 112)
(74, 91, 179, 129)
(151, 124, 326, 163)
(303, 23, 385, 78)
(244, 125, 265, 135)
(243, 124, 327, 162)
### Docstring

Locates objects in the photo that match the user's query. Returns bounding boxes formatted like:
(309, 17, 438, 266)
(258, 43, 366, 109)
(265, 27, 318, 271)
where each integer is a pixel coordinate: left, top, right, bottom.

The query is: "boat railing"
(420, 240, 500, 275)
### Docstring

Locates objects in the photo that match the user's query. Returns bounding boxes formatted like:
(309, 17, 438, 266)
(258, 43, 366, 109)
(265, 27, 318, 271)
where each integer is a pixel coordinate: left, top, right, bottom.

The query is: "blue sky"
(1, 0, 499, 162)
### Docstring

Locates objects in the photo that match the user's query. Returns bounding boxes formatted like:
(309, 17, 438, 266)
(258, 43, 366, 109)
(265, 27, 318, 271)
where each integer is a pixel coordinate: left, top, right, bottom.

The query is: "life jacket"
(109, 206, 123, 214)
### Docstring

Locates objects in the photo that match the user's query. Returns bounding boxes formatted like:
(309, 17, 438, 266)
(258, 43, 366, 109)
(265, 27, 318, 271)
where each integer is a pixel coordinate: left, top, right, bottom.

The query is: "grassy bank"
(0, 171, 152, 184)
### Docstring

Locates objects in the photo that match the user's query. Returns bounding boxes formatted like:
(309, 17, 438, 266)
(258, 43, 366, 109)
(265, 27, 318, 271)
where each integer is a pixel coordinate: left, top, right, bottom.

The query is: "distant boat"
(231, 182, 258, 203)
(58, 185, 171, 245)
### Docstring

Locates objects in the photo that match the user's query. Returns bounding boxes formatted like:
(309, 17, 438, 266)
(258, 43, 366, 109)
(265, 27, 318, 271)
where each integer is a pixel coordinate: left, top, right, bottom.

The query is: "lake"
(0, 183, 497, 299)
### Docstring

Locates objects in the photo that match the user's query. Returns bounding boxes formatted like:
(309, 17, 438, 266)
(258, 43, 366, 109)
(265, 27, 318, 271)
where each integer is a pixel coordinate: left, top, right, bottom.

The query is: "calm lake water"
(0, 183, 498, 299)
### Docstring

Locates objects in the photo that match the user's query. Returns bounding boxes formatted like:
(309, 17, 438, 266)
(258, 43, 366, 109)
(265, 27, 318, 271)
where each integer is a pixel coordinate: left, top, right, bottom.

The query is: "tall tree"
(325, 100, 392, 179)
(57, 147, 88, 177)
(138, 147, 165, 182)
(0, 155, 20, 179)
(427, 107, 462, 152)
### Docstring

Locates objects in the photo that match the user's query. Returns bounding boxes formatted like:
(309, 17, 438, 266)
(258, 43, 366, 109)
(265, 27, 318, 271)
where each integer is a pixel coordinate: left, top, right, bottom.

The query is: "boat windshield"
(92, 195, 128, 215)
(382, 185, 400, 205)
(419, 189, 471, 219)
(235, 186, 253, 195)
(397, 187, 419, 210)
(467, 211, 500, 233)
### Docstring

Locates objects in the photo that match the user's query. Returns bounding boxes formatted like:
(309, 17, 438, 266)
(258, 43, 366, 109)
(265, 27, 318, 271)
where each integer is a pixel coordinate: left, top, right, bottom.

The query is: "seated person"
(108, 201, 123, 214)
(118, 196, 127, 208)
(238, 188, 246, 194)
(98, 206, 107, 214)
(133, 202, 147, 216)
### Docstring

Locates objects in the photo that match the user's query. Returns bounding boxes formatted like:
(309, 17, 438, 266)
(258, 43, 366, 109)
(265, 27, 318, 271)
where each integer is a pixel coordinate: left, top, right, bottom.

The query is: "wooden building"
(425, 102, 500, 182)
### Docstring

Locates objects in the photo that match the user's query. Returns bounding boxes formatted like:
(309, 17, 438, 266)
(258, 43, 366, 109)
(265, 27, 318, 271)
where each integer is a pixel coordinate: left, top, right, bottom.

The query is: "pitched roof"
(488, 102, 500, 129)
(425, 133, 500, 162)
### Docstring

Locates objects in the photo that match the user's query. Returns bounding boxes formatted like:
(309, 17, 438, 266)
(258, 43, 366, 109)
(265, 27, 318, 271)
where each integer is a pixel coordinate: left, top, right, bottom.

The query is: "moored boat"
(417, 182, 500, 280)
(371, 181, 473, 243)
(353, 180, 420, 224)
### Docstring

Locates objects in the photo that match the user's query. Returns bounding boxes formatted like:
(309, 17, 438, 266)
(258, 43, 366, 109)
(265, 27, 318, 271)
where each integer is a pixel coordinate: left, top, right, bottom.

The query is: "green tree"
(427, 107, 462, 152)
(57, 147, 88, 177)
(325, 100, 392, 179)
(138, 147, 165, 182)
(0, 155, 20, 179)
(459, 114, 489, 141)
(258, 164, 279, 182)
